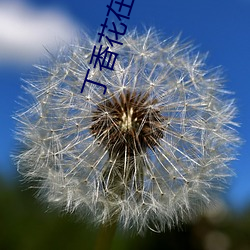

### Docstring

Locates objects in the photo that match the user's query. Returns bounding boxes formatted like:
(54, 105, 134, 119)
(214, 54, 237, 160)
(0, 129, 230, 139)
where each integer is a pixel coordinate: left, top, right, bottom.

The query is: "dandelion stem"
(94, 221, 117, 250)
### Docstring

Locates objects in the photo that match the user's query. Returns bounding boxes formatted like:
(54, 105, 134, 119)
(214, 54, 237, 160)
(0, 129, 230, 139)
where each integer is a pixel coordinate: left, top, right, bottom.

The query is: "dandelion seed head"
(14, 29, 240, 233)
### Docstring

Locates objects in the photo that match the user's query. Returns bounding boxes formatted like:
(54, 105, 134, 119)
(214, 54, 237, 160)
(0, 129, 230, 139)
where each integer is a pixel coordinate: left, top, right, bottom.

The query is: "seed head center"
(120, 107, 138, 131)
(90, 91, 164, 158)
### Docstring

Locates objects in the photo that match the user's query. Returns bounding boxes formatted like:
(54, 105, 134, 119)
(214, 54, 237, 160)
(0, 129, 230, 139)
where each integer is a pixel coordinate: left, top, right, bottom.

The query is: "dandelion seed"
(14, 29, 240, 233)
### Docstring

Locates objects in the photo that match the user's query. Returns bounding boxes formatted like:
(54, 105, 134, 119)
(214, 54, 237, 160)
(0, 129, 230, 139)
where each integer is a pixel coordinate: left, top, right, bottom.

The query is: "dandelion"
(14, 29, 239, 233)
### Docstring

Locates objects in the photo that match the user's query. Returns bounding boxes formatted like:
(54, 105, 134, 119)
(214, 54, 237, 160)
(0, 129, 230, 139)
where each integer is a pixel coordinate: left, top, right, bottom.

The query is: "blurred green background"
(1, 174, 250, 250)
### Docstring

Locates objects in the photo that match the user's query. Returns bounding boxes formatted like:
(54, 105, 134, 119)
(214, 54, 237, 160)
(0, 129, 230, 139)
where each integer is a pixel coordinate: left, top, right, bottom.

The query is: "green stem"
(94, 221, 117, 250)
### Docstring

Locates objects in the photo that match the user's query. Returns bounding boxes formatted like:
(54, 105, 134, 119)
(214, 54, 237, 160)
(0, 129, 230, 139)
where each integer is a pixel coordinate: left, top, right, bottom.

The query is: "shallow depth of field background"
(1, 0, 250, 249)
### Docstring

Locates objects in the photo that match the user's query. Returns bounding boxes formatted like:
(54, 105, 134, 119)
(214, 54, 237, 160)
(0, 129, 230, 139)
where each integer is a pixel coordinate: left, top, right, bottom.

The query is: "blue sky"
(1, 0, 249, 210)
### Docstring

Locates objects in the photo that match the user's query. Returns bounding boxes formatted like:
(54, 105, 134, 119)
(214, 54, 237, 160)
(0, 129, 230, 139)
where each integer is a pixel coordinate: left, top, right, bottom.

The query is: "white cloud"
(0, 1, 78, 65)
